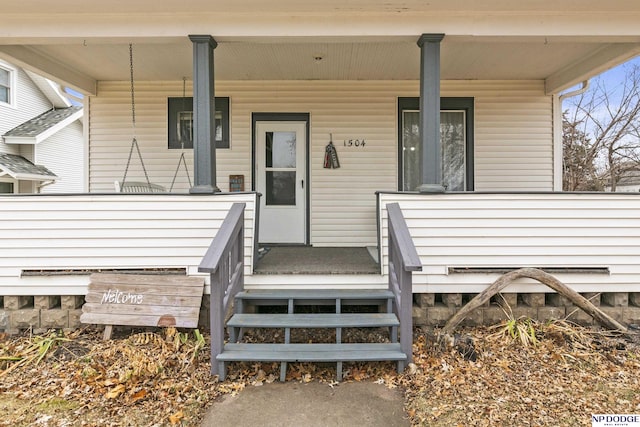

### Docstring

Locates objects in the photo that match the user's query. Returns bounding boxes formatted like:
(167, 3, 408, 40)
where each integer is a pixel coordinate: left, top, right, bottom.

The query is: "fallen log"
(441, 268, 628, 335)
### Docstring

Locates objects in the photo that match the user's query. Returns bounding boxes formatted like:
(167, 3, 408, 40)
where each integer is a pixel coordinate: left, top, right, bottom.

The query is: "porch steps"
(217, 289, 407, 382)
(227, 313, 399, 329)
(218, 343, 406, 369)
(234, 289, 394, 307)
(244, 273, 388, 289)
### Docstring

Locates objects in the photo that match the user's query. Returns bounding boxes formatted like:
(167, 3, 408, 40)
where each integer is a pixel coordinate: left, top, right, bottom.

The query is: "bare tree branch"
(563, 63, 640, 191)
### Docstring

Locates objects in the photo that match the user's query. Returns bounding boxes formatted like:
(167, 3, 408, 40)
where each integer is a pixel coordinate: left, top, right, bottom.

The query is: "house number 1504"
(343, 139, 366, 147)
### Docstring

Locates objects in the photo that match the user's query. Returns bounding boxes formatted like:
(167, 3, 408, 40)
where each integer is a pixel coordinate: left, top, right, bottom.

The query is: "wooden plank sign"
(81, 273, 205, 334)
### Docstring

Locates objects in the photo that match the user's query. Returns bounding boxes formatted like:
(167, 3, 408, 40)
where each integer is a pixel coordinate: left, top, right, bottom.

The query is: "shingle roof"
(0, 153, 57, 180)
(3, 106, 82, 138)
(616, 169, 640, 186)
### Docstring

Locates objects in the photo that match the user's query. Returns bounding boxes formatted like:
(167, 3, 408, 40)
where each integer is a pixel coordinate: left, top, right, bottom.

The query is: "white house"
(1, 1, 640, 346)
(0, 59, 85, 194)
(605, 165, 640, 192)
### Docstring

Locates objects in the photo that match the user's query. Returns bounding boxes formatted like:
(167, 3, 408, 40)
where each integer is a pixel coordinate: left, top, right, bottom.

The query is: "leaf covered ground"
(0, 320, 639, 426)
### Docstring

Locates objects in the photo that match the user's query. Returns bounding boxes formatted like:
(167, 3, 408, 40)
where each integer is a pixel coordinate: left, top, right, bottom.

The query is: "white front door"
(256, 121, 307, 244)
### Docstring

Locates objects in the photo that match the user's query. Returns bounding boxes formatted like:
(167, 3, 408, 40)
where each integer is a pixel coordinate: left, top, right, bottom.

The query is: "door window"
(265, 131, 297, 205)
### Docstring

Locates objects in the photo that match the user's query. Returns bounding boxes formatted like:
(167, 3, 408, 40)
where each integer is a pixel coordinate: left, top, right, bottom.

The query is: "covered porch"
(2, 3, 640, 254)
(2, 1, 640, 376)
(2, 190, 640, 305)
(2, 191, 640, 378)
(4, 3, 640, 221)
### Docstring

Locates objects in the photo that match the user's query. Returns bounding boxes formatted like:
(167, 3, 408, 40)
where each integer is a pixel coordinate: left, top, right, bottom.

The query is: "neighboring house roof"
(0, 153, 58, 181)
(2, 106, 83, 144)
(602, 162, 640, 190)
(615, 169, 640, 186)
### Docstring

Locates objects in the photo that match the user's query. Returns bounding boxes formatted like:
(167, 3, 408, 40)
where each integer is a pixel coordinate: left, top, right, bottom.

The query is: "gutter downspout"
(553, 80, 590, 191)
(559, 80, 590, 102)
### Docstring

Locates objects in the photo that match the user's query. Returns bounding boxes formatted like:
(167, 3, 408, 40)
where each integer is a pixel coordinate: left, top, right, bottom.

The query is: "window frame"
(397, 97, 475, 191)
(167, 96, 230, 149)
(0, 61, 17, 108)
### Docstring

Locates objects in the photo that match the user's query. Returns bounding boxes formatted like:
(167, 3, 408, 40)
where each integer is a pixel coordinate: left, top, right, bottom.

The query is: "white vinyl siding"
(89, 80, 552, 246)
(0, 193, 258, 295)
(37, 120, 85, 193)
(379, 192, 640, 294)
(439, 80, 552, 191)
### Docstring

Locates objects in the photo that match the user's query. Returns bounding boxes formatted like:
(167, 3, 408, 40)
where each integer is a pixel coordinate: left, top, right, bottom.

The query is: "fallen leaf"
(169, 410, 184, 425)
(351, 367, 366, 381)
(105, 384, 125, 399)
(103, 378, 120, 386)
(35, 415, 53, 425)
(130, 389, 147, 403)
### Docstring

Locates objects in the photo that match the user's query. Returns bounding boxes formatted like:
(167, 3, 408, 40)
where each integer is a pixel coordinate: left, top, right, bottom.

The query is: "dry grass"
(402, 321, 640, 426)
(0, 321, 639, 426)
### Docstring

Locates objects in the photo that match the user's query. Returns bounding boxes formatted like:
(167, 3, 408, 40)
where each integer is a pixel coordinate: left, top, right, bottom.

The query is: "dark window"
(398, 97, 474, 191)
(167, 97, 229, 149)
(0, 182, 14, 193)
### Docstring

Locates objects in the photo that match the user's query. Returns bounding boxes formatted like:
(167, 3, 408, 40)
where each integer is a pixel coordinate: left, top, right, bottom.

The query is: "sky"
(560, 54, 640, 121)
(598, 55, 640, 85)
(562, 55, 640, 100)
(560, 54, 640, 172)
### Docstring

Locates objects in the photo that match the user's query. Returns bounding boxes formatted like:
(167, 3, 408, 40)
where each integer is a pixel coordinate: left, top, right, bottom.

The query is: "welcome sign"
(81, 273, 205, 337)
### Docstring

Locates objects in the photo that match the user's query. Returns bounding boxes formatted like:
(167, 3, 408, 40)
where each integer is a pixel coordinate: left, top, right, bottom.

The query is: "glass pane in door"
(265, 171, 296, 205)
(266, 131, 296, 168)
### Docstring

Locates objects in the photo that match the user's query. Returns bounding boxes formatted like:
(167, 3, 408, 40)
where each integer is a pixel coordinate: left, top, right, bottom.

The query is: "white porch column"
(417, 33, 445, 193)
(189, 35, 220, 193)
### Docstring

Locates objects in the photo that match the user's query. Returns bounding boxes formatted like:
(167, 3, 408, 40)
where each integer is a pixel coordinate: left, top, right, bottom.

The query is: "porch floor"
(255, 246, 379, 275)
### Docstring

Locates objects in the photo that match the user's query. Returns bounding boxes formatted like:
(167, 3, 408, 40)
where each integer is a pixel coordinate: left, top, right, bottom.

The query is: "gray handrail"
(386, 202, 422, 369)
(199, 202, 246, 377)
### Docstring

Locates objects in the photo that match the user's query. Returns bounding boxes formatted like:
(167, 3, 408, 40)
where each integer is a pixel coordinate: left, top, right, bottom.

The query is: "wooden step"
(216, 343, 407, 381)
(218, 343, 406, 362)
(235, 289, 394, 301)
(235, 289, 394, 306)
(227, 313, 399, 329)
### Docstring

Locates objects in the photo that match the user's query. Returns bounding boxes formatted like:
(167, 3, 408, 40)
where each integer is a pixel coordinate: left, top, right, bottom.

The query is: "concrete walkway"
(201, 381, 410, 427)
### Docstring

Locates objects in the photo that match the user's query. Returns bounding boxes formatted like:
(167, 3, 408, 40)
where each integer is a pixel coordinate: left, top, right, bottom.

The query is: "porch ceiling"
(2, 0, 640, 95)
(4, 0, 640, 14)
(2, 36, 638, 96)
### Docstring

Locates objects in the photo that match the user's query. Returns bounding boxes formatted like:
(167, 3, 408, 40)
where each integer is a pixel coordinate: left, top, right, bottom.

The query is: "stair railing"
(199, 202, 246, 376)
(386, 202, 422, 369)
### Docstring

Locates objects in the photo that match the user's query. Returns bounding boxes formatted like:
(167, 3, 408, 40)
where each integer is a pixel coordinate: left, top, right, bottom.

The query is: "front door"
(256, 121, 307, 244)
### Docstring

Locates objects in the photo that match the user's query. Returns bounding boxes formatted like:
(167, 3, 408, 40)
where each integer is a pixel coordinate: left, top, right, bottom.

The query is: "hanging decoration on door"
(323, 134, 341, 169)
